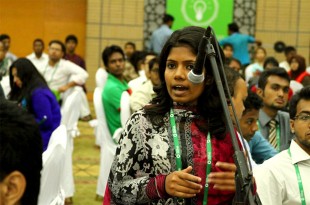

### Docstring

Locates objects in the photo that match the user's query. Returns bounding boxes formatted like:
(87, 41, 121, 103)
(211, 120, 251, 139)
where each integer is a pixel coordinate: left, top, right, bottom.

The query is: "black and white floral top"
(108, 106, 236, 205)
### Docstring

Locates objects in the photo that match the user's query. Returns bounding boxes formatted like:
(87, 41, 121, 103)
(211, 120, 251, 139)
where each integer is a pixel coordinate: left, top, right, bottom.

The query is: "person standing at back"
(219, 23, 261, 67)
(149, 14, 174, 55)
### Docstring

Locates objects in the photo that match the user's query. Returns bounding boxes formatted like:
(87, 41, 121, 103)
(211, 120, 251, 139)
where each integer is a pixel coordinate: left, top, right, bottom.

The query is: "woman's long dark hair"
(8, 58, 48, 111)
(145, 26, 227, 137)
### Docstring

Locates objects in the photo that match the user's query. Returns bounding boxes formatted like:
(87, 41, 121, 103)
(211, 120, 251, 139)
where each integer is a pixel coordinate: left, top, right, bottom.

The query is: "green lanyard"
(288, 148, 306, 205)
(169, 109, 212, 205)
(257, 121, 280, 151)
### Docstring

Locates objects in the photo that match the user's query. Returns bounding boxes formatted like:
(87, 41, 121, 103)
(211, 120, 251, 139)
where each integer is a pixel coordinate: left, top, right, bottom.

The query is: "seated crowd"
(0, 22, 309, 205)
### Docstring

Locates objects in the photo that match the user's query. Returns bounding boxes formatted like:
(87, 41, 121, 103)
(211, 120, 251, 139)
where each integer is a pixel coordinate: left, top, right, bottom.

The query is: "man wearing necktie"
(256, 67, 294, 151)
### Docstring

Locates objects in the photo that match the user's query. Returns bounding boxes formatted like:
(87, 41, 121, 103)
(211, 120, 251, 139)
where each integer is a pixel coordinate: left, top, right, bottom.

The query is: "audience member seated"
(224, 67, 257, 167)
(254, 86, 310, 204)
(227, 57, 242, 74)
(239, 92, 278, 164)
(248, 56, 279, 89)
(124, 41, 136, 61)
(64, 35, 92, 121)
(256, 68, 293, 151)
(101, 44, 131, 204)
(130, 57, 160, 112)
(245, 46, 266, 83)
(38, 40, 89, 117)
(263, 56, 279, 70)
(279, 46, 297, 72)
(122, 42, 138, 82)
(0, 34, 17, 62)
(0, 99, 43, 205)
(26, 38, 48, 70)
(8, 58, 61, 151)
(128, 51, 157, 91)
(101, 45, 130, 136)
(64, 35, 86, 71)
(222, 43, 234, 65)
(0, 40, 12, 97)
(288, 54, 310, 87)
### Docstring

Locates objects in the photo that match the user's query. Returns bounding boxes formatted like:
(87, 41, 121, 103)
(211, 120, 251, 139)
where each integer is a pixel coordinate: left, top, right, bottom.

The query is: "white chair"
(94, 87, 117, 196)
(93, 87, 111, 146)
(38, 125, 67, 205)
(95, 68, 108, 88)
(60, 88, 82, 198)
(95, 89, 131, 197)
(89, 68, 108, 142)
(120, 90, 131, 127)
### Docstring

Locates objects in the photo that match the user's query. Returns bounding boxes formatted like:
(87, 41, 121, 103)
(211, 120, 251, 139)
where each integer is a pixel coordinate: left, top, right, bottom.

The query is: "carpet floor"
(72, 102, 103, 205)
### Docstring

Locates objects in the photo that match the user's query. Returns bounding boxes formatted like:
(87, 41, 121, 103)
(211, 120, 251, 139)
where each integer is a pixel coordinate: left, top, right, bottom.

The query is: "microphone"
(188, 27, 212, 84)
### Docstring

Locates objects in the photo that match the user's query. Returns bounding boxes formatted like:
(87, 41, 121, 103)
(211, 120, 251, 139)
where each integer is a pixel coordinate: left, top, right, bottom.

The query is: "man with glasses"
(39, 40, 88, 102)
(256, 67, 293, 151)
(254, 86, 310, 204)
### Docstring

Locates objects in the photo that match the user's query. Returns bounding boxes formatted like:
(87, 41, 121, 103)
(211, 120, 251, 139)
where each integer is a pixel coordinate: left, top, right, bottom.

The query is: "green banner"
(167, 0, 234, 39)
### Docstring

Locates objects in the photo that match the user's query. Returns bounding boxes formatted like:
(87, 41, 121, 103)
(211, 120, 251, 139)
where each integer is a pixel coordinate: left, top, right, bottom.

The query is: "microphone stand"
(203, 26, 261, 205)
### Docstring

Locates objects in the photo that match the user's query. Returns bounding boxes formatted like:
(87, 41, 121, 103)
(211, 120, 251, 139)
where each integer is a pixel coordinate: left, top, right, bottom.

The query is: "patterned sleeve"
(108, 111, 153, 204)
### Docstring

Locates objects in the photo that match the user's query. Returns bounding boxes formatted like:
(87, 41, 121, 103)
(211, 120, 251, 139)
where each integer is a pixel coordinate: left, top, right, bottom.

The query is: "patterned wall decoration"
(143, 0, 166, 50)
(233, 0, 257, 36)
(143, 0, 257, 49)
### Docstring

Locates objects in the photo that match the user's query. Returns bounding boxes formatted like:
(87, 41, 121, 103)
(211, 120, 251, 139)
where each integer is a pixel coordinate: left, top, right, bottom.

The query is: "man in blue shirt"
(149, 14, 174, 55)
(219, 23, 261, 66)
(239, 91, 278, 164)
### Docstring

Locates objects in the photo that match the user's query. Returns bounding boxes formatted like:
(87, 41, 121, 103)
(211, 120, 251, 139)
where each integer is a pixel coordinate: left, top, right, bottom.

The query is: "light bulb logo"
(181, 0, 219, 27)
(194, 0, 207, 21)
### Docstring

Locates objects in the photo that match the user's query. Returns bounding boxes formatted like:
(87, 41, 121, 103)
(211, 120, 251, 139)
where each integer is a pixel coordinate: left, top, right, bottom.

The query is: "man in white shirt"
(254, 86, 310, 205)
(39, 40, 88, 96)
(39, 40, 90, 119)
(130, 57, 160, 112)
(27, 38, 48, 70)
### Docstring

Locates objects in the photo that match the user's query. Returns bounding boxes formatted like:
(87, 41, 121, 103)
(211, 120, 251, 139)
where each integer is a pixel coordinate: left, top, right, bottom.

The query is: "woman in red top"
(108, 26, 257, 205)
(288, 54, 310, 87)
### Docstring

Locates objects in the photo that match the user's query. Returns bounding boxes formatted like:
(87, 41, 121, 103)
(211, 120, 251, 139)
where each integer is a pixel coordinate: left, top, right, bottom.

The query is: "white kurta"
(38, 59, 88, 91)
(254, 140, 310, 205)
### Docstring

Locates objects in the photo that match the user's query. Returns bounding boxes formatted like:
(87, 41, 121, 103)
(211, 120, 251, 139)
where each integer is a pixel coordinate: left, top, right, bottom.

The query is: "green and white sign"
(167, 0, 234, 39)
